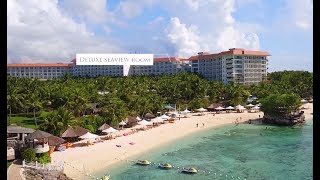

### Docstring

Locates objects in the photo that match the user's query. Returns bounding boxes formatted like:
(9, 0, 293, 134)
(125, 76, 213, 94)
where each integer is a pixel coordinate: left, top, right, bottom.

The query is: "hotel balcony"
(34, 143, 50, 153)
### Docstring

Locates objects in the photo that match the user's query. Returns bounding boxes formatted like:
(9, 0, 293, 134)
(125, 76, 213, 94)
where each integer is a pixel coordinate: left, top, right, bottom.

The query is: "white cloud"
(157, 0, 261, 57)
(165, 17, 202, 57)
(7, 0, 122, 63)
(117, 0, 155, 18)
(286, 0, 313, 30)
(60, 0, 112, 24)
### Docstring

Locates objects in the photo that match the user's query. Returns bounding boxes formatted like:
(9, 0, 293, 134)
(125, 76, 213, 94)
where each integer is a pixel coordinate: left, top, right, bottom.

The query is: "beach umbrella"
(256, 103, 262, 107)
(215, 106, 225, 110)
(159, 114, 170, 120)
(74, 127, 90, 136)
(144, 113, 156, 119)
(138, 120, 153, 126)
(48, 136, 65, 146)
(246, 104, 255, 108)
(301, 99, 308, 103)
(235, 105, 244, 109)
(164, 105, 175, 109)
(102, 127, 118, 134)
(26, 130, 53, 140)
(225, 106, 234, 110)
(7, 125, 35, 134)
(79, 132, 99, 139)
(238, 106, 246, 110)
(151, 117, 164, 123)
(182, 109, 191, 114)
(119, 121, 127, 126)
(251, 106, 260, 110)
(61, 128, 78, 138)
(98, 123, 111, 131)
(136, 116, 142, 121)
(196, 107, 207, 112)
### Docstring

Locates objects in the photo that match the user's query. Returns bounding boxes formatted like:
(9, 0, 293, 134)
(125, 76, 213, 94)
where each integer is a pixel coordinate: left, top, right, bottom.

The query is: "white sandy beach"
(51, 103, 313, 179)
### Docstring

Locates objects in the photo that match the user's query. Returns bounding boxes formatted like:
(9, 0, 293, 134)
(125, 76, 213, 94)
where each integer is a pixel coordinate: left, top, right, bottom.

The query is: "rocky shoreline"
(23, 168, 73, 180)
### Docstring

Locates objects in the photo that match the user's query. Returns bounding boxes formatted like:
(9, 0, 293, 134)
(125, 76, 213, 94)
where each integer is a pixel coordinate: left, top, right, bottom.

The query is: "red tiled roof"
(7, 63, 72, 67)
(188, 48, 271, 60)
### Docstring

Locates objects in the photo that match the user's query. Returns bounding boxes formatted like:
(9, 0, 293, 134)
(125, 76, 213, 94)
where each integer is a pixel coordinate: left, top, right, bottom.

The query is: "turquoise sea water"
(95, 119, 313, 180)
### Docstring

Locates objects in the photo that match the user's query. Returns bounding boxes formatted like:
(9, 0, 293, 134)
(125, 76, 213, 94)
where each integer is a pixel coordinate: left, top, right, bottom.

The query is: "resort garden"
(7, 71, 312, 136)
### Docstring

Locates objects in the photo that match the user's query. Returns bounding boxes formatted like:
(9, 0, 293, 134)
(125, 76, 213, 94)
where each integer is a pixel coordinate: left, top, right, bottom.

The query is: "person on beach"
(202, 123, 204, 127)
(196, 123, 198, 127)
(235, 119, 239, 126)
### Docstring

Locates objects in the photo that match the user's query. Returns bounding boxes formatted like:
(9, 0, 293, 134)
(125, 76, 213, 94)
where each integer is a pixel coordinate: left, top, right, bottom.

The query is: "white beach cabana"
(159, 114, 170, 120)
(79, 132, 99, 139)
(138, 120, 152, 126)
(215, 106, 225, 111)
(251, 106, 260, 110)
(246, 104, 255, 108)
(102, 127, 119, 134)
(119, 121, 127, 126)
(182, 109, 191, 114)
(301, 99, 308, 103)
(196, 107, 207, 112)
(225, 106, 235, 113)
(235, 105, 246, 113)
(235, 105, 244, 109)
(151, 117, 164, 123)
(225, 106, 234, 110)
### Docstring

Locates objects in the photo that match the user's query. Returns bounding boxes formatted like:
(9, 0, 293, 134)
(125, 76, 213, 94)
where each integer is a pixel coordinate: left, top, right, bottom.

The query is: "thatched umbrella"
(125, 116, 138, 127)
(144, 113, 155, 119)
(26, 130, 53, 140)
(98, 123, 111, 131)
(61, 128, 78, 138)
(48, 136, 66, 146)
(7, 125, 35, 134)
(74, 127, 89, 136)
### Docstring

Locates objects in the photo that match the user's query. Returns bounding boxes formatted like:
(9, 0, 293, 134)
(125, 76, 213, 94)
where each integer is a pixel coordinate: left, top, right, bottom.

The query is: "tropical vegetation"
(7, 71, 312, 135)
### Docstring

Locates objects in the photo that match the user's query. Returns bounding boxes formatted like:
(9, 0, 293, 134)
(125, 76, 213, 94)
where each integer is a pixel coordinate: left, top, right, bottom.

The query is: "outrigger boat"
(158, 163, 173, 169)
(181, 167, 198, 174)
(136, 160, 151, 165)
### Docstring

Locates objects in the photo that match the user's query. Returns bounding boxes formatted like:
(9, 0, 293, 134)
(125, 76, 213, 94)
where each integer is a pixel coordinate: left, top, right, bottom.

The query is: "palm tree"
(56, 107, 75, 132)
(28, 93, 43, 127)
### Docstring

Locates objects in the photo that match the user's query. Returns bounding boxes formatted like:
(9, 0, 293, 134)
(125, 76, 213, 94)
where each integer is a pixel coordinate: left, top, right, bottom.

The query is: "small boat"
(136, 160, 151, 165)
(158, 163, 173, 169)
(181, 167, 198, 174)
(103, 175, 110, 180)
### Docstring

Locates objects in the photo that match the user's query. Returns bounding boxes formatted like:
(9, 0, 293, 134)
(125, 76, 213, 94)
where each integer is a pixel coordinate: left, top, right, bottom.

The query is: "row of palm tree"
(7, 71, 312, 136)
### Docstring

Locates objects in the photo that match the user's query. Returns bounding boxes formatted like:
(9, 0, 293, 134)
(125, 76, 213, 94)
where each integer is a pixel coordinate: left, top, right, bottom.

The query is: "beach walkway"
(7, 160, 24, 180)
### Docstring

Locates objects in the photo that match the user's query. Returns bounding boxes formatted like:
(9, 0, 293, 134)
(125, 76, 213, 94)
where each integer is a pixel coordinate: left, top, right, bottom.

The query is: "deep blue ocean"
(95, 119, 313, 180)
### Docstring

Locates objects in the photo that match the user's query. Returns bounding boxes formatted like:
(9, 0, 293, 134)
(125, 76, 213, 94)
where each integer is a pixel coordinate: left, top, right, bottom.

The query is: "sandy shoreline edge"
(51, 103, 313, 179)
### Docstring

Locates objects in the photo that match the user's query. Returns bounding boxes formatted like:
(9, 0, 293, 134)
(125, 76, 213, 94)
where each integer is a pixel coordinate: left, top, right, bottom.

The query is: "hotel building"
(128, 57, 188, 76)
(189, 48, 270, 85)
(7, 63, 72, 79)
(7, 48, 270, 84)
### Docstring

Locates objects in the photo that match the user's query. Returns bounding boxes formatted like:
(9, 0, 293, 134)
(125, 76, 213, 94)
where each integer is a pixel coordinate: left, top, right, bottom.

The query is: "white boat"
(181, 167, 198, 174)
(158, 163, 173, 169)
(136, 160, 151, 165)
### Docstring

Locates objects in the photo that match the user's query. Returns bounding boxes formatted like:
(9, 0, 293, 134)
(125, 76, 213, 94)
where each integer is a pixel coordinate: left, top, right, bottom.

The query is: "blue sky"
(7, 0, 312, 72)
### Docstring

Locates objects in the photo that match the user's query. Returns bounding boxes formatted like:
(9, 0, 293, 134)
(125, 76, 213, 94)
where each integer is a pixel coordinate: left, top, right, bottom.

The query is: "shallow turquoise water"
(95, 119, 313, 180)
